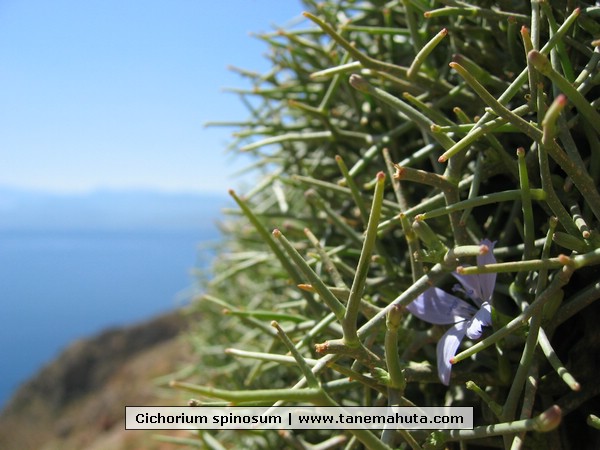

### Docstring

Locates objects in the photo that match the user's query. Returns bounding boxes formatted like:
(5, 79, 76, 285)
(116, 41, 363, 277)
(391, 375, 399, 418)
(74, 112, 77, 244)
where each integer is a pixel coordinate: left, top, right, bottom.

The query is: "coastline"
(0, 310, 195, 450)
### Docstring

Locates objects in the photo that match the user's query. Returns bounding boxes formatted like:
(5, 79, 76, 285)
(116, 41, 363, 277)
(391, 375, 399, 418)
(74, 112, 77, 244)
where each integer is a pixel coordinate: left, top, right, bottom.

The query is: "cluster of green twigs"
(164, 1, 600, 448)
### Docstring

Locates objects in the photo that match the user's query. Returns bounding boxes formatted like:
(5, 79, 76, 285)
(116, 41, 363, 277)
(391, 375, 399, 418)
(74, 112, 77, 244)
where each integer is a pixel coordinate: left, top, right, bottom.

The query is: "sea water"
(0, 228, 218, 408)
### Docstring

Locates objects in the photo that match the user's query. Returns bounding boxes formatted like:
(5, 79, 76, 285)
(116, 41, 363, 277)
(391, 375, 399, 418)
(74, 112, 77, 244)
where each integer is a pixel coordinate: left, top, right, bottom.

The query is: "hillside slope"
(0, 311, 194, 450)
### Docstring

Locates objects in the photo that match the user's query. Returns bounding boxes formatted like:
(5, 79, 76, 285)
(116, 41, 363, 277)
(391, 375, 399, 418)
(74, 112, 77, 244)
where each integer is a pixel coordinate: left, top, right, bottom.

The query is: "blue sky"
(0, 0, 304, 194)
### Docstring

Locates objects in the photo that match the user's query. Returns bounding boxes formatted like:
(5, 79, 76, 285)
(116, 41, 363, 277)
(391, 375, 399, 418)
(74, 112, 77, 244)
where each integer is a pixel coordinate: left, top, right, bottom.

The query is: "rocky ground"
(0, 311, 198, 450)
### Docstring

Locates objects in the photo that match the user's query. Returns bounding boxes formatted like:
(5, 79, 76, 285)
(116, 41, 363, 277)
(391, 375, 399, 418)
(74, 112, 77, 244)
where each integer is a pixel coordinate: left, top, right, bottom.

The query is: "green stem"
(401, 0, 423, 53)
(456, 256, 568, 275)
(229, 190, 318, 309)
(383, 147, 409, 212)
(438, 6, 581, 162)
(588, 415, 600, 430)
(303, 11, 452, 95)
(271, 321, 321, 388)
(424, 5, 529, 21)
(547, 280, 600, 331)
(436, 405, 562, 443)
(223, 309, 307, 324)
(394, 165, 456, 191)
(343, 172, 386, 347)
(336, 154, 369, 222)
(293, 174, 401, 211)
(553, 231, 589, 253)
(225, 348, 318, 367)
(305, 190, 363, 246)
(240, 131, 334, 152)
(530, 49, 600, 134)
(521, 25, 538, 110)
(453, 60, 600, 223)
(407, 28, 448, 79)
(170, 381, 328, 405)
(501, 297, 543, 422)
(318, 51, 352, 112)
(516, 147, 536, 288)
(385, 305, 407, 391)
(537, 328, 580, 391)
(316, 338, 384, 370)
(358, 259, 457, 339)
(349, 74, 456, 149)
(537, 216, 559, 299)
(452, 266, 574, 364)
(537, 137, 581, 237)
(539, 2, 575, 82)
(459, 152, 483, 226)
(273, 229, 346, 320)
(400, 213, 423, 280)
(304, 228, 347, 289)
(466, 381, 503, 419)
(437, 105, 528, 163)
(416, 189, 546, 221)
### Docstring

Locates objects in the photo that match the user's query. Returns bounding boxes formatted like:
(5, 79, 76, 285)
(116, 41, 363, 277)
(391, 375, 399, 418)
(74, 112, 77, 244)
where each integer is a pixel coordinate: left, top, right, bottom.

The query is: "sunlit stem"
(305, 190, 362, 246)
(240, 130, 333, 152)
(272, 229, 346, 320)
(271, 321, 320, 389)
(304, 228, 347, 289)
(407, 28, 448, 79)
(401, 0, 423, 52)
(304, 11, 453, 96)
(438, 7, 580, 163)
(531, 50, 600, 135)
(358, 260, 457, 339)
(170, 380, 328, 405)
(457, 256, 567, 275)
(343, 172, 385, 347)
(225, 348, 318, 367)
(229, 190, 307, 298)
(416, 189, 546, 221)
(336, 154, 369, 222)
(393, 164, 455, 193)
(349, 74, 456, 150)
(316, 338, 384, 370)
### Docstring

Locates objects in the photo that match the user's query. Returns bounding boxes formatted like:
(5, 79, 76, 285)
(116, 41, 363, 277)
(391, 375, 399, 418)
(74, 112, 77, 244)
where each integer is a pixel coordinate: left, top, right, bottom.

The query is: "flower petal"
(436, 321, 468, 385)
(406, 287, 477, 325)
(452, 239, 497, 304)
(465, 301, 492, 340)
(475, 239, 497, 300)
(477, 239, 497, 266)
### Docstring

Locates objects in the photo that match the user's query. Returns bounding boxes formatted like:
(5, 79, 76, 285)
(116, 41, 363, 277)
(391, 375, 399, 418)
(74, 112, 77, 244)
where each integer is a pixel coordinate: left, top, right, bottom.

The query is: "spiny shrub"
(169, 1, 600, 448)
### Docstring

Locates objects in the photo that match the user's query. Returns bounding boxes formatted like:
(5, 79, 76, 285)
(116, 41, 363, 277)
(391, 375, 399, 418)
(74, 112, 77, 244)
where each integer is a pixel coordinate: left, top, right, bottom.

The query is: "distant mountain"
(0, 186, 231, 232)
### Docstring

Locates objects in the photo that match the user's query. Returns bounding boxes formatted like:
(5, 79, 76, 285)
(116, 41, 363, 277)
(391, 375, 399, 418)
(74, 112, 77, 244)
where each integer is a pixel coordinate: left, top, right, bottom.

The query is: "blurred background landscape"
(0, 0, 302, 409)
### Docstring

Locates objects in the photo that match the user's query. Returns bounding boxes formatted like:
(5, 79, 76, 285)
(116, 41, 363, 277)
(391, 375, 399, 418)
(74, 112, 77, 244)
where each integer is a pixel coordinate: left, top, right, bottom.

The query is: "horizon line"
(0, 183, 234, 197)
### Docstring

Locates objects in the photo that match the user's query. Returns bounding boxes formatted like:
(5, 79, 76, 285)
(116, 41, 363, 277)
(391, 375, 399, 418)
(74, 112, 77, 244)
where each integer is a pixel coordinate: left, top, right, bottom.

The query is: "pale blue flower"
(407, 239, 496, 385)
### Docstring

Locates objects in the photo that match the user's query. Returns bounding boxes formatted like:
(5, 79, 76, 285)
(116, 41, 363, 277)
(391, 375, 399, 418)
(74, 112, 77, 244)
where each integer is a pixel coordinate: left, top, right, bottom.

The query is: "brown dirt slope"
(0, 311, 196, 450)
